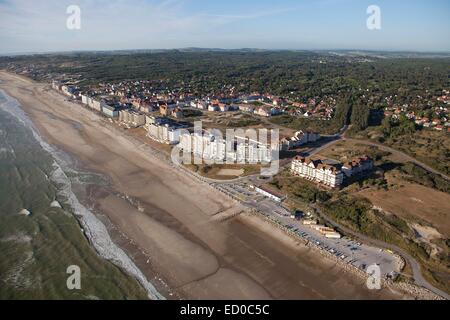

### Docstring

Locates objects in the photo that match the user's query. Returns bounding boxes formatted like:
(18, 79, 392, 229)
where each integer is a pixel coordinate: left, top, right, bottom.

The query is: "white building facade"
(179, 132, 274, 164)
(291, 156, 344, 188)
(119, 110, 146, 128)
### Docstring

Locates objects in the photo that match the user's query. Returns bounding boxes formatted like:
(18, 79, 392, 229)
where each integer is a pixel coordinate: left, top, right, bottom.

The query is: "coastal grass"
(185, 163, 262, 180)
(269, 167, 450, 295)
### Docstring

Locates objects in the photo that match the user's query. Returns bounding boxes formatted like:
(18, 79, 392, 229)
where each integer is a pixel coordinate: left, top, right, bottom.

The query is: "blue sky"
(0, 0, 449, 54)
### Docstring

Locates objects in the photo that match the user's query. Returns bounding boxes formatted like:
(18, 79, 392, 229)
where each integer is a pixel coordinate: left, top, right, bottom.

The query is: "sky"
(0, 0, 449, 54)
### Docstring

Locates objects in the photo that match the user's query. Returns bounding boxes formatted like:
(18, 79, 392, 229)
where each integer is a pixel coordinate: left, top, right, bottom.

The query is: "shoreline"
(0, 88, 165, 300)
(0, 70, 420, 300)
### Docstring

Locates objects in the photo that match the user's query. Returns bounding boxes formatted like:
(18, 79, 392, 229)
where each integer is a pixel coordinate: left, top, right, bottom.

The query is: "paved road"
(312, 204, 450, 300)
(342, 137, 450, 182)
(304, 126, 449, 182)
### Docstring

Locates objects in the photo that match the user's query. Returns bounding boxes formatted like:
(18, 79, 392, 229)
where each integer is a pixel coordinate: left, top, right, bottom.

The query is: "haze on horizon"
(0, 0, 449, 55)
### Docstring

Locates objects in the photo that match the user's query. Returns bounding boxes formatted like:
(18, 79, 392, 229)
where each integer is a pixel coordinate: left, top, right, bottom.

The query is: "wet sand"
(0, 71, 407, 299)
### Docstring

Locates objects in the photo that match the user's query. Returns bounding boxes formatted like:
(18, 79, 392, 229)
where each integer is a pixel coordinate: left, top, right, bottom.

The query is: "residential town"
(53, 78, 378, 185)
(3, 52, 449, 302)
(383, 90, 450, 133)
(52, 77, 338, 120)
(2, 0, 450, 304)
(53, 79, 281, 164)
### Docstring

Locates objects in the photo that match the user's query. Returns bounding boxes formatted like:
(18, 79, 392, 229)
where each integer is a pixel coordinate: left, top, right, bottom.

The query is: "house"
(219, 103, 229, 112)
(254, 107, 276, 117)
(193, 101, 207, 110)
(238, 104, 255, 113)
(208, 103, 220, 112)
(159, 104, 169, 116)
(242, 94, 262, 104)
(432, 119, 441, 126)
(171, 108, 183, 119)
(132, 99, 158, 113)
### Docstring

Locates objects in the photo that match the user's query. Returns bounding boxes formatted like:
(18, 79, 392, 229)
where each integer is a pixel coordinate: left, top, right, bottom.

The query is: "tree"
(351, 102, 370, 131)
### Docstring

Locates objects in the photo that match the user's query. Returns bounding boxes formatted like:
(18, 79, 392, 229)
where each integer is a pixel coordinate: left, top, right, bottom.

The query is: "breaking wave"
(0, 89, 165, 300)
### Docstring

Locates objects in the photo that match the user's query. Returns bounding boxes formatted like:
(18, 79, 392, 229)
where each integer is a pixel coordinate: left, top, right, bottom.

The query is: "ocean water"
(0, 90, 163, 300)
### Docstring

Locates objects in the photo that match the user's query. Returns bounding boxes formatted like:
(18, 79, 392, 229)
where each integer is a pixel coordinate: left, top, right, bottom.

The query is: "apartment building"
(119, 109, 146, 128)
(81, 94, 90, 105)
(146, 121, 181, 145)
(291, 156, 344, 188)
(236, 136, 272, 164)
(280, 130, 320, 151)
(102, 104, 120, 118)
(180, 132, 227, 162)
(61, 85, 78, 98)
(179, 133, 273, 164)
(341, 156, 374, 178)
(254, 107, 281, 117)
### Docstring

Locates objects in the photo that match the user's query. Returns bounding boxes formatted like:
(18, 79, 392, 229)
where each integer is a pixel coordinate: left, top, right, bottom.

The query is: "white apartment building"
(90, 99, 104, 112)
(61, 85, 77, 97)
(147, 123, 180, 145)
(291, 156, 344, 188)
(81, 94, 89, 105)
(181, 132, 227, 162)
(80, 95, 104, 113)
(179, 133, 273, 164)
(236, 136, 273, 164)
(119, 109, 146, 128)
(341, 156, 374, 178)
(280, 130, 320, 151)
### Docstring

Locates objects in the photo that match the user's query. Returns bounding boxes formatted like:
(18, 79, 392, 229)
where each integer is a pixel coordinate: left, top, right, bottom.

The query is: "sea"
(0, 89, 164, 300)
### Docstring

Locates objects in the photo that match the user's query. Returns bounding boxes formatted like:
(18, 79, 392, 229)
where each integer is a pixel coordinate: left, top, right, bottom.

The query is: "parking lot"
(215, 183, 401, 278)
(256, 198, 400, 277)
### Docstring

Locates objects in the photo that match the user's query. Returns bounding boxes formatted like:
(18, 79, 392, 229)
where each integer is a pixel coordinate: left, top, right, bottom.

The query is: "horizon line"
(2, 47, 450, 57)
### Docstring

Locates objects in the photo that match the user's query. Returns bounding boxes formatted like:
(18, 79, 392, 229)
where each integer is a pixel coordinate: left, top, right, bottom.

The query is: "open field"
(318, 139, 450, 238)
(355, 128, 450, 176)
(318, 140, 393, 163)
(360, 181, 450, 237)
(315, 139, 450, 294)
(197, 111, 296, 137)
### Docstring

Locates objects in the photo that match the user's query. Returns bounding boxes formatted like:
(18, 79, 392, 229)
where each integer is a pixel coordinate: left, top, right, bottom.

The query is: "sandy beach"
(0, 70, 408, 299)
